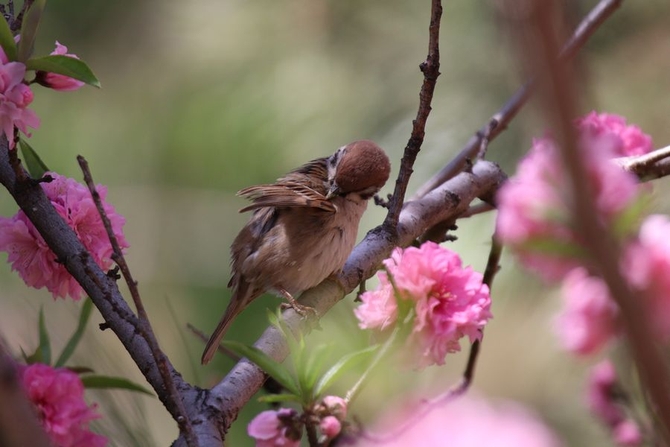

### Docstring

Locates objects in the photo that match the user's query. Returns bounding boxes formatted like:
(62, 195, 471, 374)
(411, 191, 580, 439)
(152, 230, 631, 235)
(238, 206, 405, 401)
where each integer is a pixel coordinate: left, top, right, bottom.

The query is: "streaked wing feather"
(237, 157, 335, 212)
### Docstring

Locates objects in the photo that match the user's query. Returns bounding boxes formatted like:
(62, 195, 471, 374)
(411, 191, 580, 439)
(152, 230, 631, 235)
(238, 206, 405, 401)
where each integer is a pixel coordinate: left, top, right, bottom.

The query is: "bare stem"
(383, 0, 442, 232)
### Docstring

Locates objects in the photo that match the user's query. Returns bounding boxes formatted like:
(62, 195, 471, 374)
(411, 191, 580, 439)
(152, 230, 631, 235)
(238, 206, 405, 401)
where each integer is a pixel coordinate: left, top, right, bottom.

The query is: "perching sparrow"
(201, 140, 391, 364)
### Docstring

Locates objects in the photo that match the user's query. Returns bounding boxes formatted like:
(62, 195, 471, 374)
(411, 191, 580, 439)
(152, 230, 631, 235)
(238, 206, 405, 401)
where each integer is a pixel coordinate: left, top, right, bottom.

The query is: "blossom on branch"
(0, 47, 39, 148)
(36, 42, 85, 92)
(554, 268, 620, 355)
(0, 173, 128, 300)
(20, 363, 107, 447)
(355, 241, 492, 369)
(587, 360, 642, 446)
(247, 408, 301, 447)
(496, 126, 642, 281)
(576, 112, 653, 157)
(623, 214, 670, 339)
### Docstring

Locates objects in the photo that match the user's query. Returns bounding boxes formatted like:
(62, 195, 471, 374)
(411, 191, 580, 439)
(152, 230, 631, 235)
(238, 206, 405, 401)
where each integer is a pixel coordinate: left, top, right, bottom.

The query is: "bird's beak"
(326, 184, 340, 200)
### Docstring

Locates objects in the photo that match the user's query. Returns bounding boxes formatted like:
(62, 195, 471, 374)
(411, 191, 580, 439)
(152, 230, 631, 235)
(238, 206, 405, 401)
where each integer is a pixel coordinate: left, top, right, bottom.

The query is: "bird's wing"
(237, 158, 336, 212)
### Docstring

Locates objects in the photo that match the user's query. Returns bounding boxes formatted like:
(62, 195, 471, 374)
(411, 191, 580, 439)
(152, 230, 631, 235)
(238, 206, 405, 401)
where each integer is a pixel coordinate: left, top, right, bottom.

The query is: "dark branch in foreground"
(510, 0, 670, 444)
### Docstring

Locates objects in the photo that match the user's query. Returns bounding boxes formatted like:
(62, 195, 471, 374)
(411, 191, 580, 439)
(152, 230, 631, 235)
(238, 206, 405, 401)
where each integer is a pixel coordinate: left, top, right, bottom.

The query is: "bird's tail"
(201, 287, 254, 365)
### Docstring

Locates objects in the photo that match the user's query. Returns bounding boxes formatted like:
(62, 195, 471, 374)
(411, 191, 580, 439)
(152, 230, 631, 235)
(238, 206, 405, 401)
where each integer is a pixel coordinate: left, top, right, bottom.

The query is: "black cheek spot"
(336, 226, 344, 238)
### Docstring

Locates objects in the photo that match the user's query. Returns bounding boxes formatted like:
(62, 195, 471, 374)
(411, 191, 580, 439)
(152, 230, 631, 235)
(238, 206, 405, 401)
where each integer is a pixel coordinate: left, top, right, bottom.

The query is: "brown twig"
(9, 0, 33, 33)
(412, 0, 624, 200)
(76, 156, 196, 445)
(510, 0, 670, 444)
(383, 0, 442, 233)
(615, 145, 670, 180)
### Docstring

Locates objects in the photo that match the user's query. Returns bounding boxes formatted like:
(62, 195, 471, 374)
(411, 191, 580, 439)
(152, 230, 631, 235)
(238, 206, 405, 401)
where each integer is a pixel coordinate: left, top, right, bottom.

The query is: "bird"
(201, 140, 391, 364)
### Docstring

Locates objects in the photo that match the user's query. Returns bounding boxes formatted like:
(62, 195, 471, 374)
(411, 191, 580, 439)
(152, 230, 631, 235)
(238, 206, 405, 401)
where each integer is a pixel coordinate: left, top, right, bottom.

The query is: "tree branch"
(412, 0, 623, 200)
(383, 0, 442, 232)
(0, 143, 197, 436)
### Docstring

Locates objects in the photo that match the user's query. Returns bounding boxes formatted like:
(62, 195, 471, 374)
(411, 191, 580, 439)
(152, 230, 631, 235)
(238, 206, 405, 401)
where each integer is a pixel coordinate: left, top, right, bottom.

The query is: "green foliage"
(19, 139, 49, 177)
(55, 298, 94, 367)
(225, 312, 378, 408)
(37, 306, 51, 364)
(80, 375, 154, 396)
(28, 55, 101, 88)
(0, 17, 17, 61)
(17, 0, 46, 62)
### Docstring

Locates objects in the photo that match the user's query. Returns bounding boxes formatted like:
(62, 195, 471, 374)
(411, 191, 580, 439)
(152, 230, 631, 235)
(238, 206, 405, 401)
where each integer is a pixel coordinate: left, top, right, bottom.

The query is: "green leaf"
(18, 139, 49, 177)
(37, 306, 51, 365)
(300, 343, 332, 398)
(0, 17, 17, 61)
(27, 55, 101, 88)
(55, 298, 93, 367)
(257, 393, 302, 404)
(520, 237, 587, 258)
(80, 375, 154, 396)
(314, 345, 378, 397)
(65, 366, 95, 375)
(17, 0, 46, 62)
(222, 341, 300, 396)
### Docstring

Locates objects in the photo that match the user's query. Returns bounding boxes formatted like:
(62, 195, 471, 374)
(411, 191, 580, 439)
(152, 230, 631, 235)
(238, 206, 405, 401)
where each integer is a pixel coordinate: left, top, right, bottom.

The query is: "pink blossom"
(248, 408, 301, 447)
(320, 416, 342, 439)
(0, 58, 39, 147)
(356, 241, 492, 369)
(354, 396, 562, 447)
(496, 132, 641, 282)
(322, 395, 347, 419)
(623, 215, 670, 339)
(0, 173, 128, 300)
(587, 361, 642, 446)
(554, 269, 620, 355)
(587, 360, 623, 425)
(38, 42, 85, 92)
(576, 112, 653, 157)
(19, 364, 106, 447)
(354, 273, 397, 331)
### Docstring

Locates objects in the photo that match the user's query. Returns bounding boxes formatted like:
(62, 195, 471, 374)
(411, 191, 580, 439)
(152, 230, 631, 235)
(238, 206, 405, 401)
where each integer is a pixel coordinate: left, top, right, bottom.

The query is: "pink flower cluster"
(587, 361, 642, 446)
(354, 396, 562, 447)
(355, 241, 492, 369)
(0, 39, 84, 147)
(495, 112, 670, 356)
(0, 173, 128, 300)
(0, 44, 39, 148)
(247, 396, 348, 446)
(496, 124, 645, 281)
(20, 363, 107, 447)
(576, 112, 653, 157)
(248, 408, 301, 447)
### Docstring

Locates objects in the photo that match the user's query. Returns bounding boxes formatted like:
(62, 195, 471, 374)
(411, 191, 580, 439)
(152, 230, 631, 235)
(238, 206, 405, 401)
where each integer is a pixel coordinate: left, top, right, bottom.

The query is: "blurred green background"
(1, 0, 669, 445)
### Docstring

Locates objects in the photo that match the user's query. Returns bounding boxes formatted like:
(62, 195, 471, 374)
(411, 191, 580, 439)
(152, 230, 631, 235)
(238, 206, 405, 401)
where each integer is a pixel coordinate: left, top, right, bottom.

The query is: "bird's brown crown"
(334, 140, 391, 194)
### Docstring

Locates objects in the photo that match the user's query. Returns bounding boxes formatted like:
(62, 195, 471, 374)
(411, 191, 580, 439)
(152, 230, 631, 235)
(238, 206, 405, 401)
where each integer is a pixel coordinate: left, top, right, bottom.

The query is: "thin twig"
(513, 0, 670, 444)
(616, 145, 670, 180)
(383, 0, 442, 233)
(77, 156, 197, 446)
(412, 0, 624, 200)
(11, 0, 33, 33)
